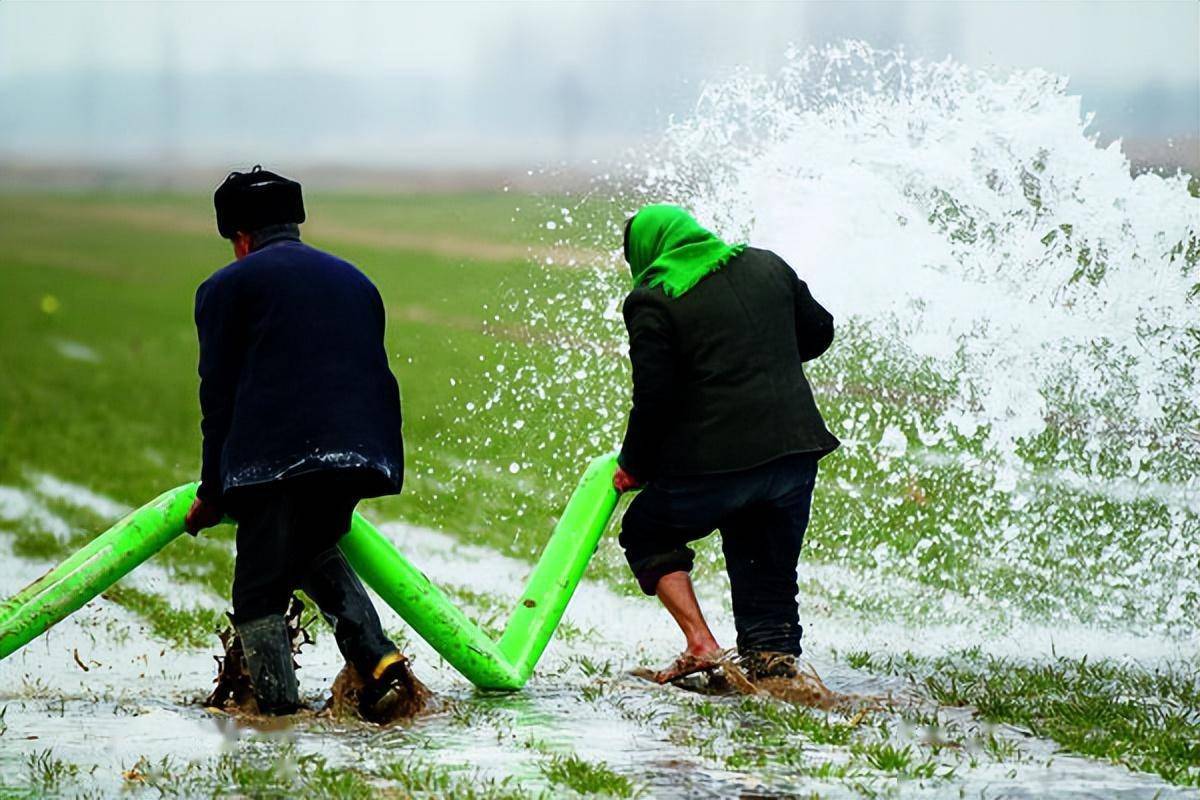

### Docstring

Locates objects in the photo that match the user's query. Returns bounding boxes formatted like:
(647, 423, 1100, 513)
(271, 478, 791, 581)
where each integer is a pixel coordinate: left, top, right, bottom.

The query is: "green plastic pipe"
(337, 452, 620, 689)
(0, 454, 622, 692)
(337, 513, 524, 690)
(0, 483, 194, 660)
(496, 453, 620, 681)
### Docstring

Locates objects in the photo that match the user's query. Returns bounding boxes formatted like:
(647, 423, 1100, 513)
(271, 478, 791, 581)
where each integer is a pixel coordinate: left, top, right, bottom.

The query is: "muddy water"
(1, 514, 1195, 799)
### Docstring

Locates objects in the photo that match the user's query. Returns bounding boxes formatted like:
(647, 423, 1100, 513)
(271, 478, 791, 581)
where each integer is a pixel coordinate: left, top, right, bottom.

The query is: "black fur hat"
(213, 165, 305, 239)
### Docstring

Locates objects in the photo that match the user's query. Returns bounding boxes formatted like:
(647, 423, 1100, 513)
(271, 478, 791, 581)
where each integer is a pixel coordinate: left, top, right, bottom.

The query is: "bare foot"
(652, 649, 723, 684)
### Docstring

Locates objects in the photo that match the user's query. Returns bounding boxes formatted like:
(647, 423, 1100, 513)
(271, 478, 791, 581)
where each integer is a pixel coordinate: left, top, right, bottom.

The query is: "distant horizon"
(1, 2, 1195, 171)
(1, 132, 1195, 193)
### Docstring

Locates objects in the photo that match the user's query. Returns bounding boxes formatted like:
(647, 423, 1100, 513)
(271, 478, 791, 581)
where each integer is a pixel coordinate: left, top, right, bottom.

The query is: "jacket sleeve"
(786, 261, 834, 362)
(194, 275, 242, 505)
(618, 293, 677, 481)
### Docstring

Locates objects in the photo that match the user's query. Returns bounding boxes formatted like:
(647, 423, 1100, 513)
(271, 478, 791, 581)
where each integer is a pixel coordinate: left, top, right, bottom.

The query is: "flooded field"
(0, 42, 1197, 799)
(0, 473, 1196, 798)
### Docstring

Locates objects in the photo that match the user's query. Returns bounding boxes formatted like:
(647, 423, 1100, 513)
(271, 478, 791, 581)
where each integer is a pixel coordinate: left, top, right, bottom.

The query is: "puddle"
(0, 485, 71, 539)
(2, 515, 1194, 797)
(28, 473, 129, 521)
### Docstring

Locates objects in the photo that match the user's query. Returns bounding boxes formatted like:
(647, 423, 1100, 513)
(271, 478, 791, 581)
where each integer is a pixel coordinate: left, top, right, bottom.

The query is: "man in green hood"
(614, 204, 839, 684)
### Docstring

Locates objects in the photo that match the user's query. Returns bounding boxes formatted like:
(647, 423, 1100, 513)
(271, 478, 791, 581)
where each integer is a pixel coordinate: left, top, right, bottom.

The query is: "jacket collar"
(249, 223, 302, 252)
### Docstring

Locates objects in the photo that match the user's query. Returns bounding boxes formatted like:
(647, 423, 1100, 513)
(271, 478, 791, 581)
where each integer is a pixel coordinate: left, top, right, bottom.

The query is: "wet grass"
(0, 743, 550, 799)
(8, 528, 64, 561)
(848, 648, 1200, 787)
(22, 750, 81, 794)
(643, 669, 1187, 794)
(0, 189, 1196, 796)
(538, 754, 640, 798)
(98, 585, 225, 651)
(377, 759, 537, 800)
(441, 584, 510, 639)
(663, 691, 972, 790)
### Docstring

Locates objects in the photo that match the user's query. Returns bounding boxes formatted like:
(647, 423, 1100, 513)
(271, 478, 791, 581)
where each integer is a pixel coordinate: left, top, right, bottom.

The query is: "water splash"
(451, 42, 1198, 639)
(651, 41, 1197, 459)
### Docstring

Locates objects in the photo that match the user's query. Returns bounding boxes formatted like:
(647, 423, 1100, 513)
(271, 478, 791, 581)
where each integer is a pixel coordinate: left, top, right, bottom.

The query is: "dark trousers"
(618, 453, 818, 656)
(229, 474, 396, 677)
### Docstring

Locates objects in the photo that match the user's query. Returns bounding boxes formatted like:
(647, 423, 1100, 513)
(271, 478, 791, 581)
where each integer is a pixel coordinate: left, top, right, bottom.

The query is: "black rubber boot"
(237, 615, 301, 715)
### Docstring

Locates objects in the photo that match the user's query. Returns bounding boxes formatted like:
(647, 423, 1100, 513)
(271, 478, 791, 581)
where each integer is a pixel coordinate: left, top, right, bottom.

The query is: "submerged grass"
(376, 759, 538, 800)
(663, 690, 971, 790)
(109, 745, 545, 800)
(23, 750, 81, 794)
(538, 754, 640, 798)
(848, 649, 1200, 787)
(98, 585, 226, 651)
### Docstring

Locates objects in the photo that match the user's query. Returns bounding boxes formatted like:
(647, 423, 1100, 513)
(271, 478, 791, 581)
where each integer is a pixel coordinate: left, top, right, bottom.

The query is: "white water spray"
(651, 42, 1197, 459)
(462, 43, 1199, 640)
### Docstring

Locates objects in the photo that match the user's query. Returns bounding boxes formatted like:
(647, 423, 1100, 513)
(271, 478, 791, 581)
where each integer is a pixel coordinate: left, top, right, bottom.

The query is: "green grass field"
(0, 189, 1196, 797)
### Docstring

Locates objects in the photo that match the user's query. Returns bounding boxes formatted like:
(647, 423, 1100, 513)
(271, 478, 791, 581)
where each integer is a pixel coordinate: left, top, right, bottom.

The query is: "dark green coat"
(619, 247, 839, 480)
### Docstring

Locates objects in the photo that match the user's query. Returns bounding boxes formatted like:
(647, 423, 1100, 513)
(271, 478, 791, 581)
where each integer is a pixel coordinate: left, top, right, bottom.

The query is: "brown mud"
(634, 653, 873, 711)
(324, 656, 433, 722)
(203, 596, 431, 725)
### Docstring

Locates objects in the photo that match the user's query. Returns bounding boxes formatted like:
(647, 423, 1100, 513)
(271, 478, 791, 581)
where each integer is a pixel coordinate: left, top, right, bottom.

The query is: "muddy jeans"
(618, 453, 819, 656)
(228, 473, 396, 676)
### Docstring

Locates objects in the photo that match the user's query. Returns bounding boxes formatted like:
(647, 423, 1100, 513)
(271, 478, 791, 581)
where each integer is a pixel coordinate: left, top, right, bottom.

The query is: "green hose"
(0, 454, 621, 691)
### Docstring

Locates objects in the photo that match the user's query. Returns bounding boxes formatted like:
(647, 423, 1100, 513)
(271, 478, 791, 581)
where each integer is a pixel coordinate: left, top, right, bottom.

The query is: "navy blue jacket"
(619, 247, 839, 481)
(195, 233, 404, 505)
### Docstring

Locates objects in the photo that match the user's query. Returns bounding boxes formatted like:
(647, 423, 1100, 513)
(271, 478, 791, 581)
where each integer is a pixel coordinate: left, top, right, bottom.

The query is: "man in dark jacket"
(185, 166, 420, 719)
(613, 204, 839, 684)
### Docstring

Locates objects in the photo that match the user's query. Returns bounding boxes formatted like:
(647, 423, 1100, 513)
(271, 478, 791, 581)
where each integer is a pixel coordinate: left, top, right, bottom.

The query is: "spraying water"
(464, 42, 1199, 643)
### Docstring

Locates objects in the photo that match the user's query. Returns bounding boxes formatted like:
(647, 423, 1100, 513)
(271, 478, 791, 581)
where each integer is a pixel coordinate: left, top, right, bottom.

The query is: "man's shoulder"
(264, 241, 367, 279)
(197, 259, 240, 298)
(212, 243, 363, 278)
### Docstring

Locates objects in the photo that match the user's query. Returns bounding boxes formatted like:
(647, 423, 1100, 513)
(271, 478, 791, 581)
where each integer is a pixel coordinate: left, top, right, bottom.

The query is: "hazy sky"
(2, 1, 1195, 82)
(0, 1, 1196, 168)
